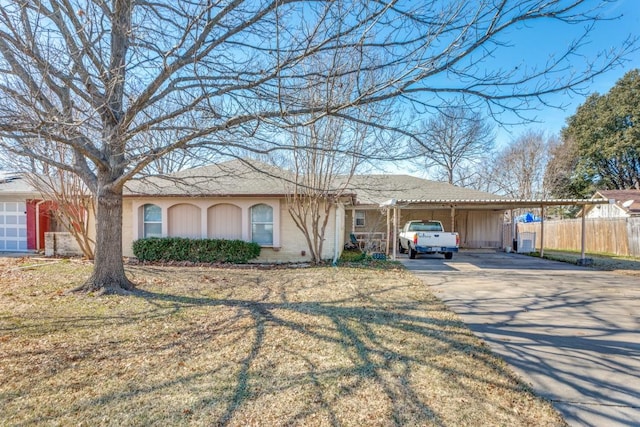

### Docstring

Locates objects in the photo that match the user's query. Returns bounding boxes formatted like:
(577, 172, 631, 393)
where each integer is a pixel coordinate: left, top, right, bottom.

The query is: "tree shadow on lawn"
(1, 274, 560, 426)
(105, 287, 552, 426)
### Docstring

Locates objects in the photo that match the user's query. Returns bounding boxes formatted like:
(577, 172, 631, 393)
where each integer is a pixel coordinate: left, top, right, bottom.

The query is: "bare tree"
(543, 135, 591, 198)
(284, 113, 385, 263)
(277, 47, 389, 264)
(28, 171, 96, 260)
(0, 1, 634, 293)
(284, 122, 357, 264)
(485, 130, 556, 199)
(412, 106, 494, 185)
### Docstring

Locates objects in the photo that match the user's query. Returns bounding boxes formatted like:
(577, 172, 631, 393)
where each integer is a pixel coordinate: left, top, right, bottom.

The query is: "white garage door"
(0, 201, 28, 251)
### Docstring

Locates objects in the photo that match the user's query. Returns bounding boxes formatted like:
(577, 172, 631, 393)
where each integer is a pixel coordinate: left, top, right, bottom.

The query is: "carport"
(381, 198, 611, 263)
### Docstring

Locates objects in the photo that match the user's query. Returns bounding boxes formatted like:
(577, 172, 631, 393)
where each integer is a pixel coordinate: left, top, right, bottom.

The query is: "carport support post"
(392, 207, 399, 261)
(540, 205, 545, 258)
(386, 207, 391, 255)
(581, 207, 587, 261)
(577, 205, 593, 266)
(511, 209, 516, 251)
(450, 206, 455, 232)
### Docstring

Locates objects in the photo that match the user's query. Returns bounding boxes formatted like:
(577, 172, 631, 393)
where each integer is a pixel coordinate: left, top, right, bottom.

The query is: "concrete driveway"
(401, 250, 640, 427)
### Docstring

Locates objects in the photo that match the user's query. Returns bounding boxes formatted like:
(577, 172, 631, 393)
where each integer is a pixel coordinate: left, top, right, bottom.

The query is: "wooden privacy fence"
(514, 217, 640, 257)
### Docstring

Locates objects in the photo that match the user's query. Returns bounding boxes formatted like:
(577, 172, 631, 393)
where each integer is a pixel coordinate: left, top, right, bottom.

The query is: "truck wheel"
(444, 252, 453, 260)
(409, 248, 417, 259)
(398, 241, 406, 254)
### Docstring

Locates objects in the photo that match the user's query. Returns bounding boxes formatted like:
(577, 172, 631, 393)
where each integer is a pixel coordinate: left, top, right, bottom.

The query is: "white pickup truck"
(398, 220, 459, 259)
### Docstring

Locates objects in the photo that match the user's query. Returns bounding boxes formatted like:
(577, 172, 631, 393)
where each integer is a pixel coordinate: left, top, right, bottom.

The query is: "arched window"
(143, 204, 162, 238)
(251, 204, 273, 245)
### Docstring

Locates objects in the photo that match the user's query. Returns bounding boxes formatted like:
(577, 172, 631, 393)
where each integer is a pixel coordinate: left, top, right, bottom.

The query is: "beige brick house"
(123, 159, 508, 262)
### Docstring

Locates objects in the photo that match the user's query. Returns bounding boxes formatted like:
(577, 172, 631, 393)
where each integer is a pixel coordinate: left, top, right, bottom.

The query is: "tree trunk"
(74, 179, 133, 294)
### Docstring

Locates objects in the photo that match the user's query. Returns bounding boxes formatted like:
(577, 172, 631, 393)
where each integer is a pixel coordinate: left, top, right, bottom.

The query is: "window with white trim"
(143, 204, 162, 238)
(251, 204, 273, 245)
(355, 210, 365, 227)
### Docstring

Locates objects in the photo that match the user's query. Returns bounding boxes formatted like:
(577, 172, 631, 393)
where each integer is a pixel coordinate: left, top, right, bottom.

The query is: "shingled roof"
(124, 159, 504, 204)
(0, 172, 38, 196)
(346, 174, 504, 205)
(124, 159, 295, 197)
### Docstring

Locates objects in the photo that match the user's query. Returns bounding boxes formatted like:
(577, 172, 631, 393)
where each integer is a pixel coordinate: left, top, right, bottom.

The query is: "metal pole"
(392, 207, 399, 260)
(511, 209, 516, 252)
(581, 207, 587, 261)
(540, 205, 545, 258)
(351, 207, 356, 233)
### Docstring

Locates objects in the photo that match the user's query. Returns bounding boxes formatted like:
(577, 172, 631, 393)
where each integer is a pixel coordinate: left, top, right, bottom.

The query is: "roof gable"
(593, 189, 640, 215)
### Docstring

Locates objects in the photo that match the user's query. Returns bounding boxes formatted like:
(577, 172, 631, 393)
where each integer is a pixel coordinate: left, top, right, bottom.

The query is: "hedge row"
(132, 237, 261, 263)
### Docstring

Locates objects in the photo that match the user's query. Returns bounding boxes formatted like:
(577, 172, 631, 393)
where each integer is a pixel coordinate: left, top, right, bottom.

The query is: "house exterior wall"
(457, 210, 504, 248)
(208, 204, 242, 239)
(122, 197, 343, 263)
(122, 198, 134, 256)
(586, 203, 629, 219)
(347, 208, 390, 234)
(168, 203, 202, 238)
(395, 209, 455, 231)
(26, 199, 59, 250)
(7, 196, 95, 254)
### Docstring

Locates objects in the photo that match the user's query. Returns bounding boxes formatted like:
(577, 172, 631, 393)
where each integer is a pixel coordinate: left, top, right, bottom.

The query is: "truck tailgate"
(416, 232, 458, 247)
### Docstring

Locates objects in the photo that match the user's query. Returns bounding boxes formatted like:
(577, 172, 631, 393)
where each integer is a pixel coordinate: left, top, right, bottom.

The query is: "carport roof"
(347, 174, 504, 206)
(389, 198, 610, 210)
(345, 175, 608, 210)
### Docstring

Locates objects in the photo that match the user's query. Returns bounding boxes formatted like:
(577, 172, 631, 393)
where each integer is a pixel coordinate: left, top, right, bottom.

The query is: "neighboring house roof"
(592, 189, 640, 216)
(0, 172, 39, 196)
(346, 174, 506, 206)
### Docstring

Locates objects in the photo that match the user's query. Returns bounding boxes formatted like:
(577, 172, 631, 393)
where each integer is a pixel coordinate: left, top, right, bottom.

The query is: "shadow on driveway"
(402, 249, 640, 427)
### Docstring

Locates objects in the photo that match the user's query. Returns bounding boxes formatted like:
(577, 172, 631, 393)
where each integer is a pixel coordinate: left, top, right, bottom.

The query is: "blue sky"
(493, 0, 640, 146)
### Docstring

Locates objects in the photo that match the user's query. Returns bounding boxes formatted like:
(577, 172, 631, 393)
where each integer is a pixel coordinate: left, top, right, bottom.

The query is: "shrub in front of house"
(132, 237, 261, 264)
(339, 249, 368, 262)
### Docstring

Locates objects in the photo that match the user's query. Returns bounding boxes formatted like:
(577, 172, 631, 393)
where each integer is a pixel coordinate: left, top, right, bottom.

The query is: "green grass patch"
(526, 250, 640, 275)
(338, 249, 404, 270)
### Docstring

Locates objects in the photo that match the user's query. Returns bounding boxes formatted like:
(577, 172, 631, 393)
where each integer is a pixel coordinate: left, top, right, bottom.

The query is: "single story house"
(123, 160, 509, 262)
(123, 160, 351, 262)
(585, 189, 640, 218)
(7, 160, 605, 261)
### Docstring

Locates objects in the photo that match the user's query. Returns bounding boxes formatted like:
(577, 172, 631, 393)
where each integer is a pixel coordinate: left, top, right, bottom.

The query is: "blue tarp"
(515, 212, 541, 223)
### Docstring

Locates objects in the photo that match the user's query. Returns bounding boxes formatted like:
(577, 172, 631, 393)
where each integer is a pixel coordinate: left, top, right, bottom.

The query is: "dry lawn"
(541, 250, 640, 277)
(0, 257, 565, 426)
